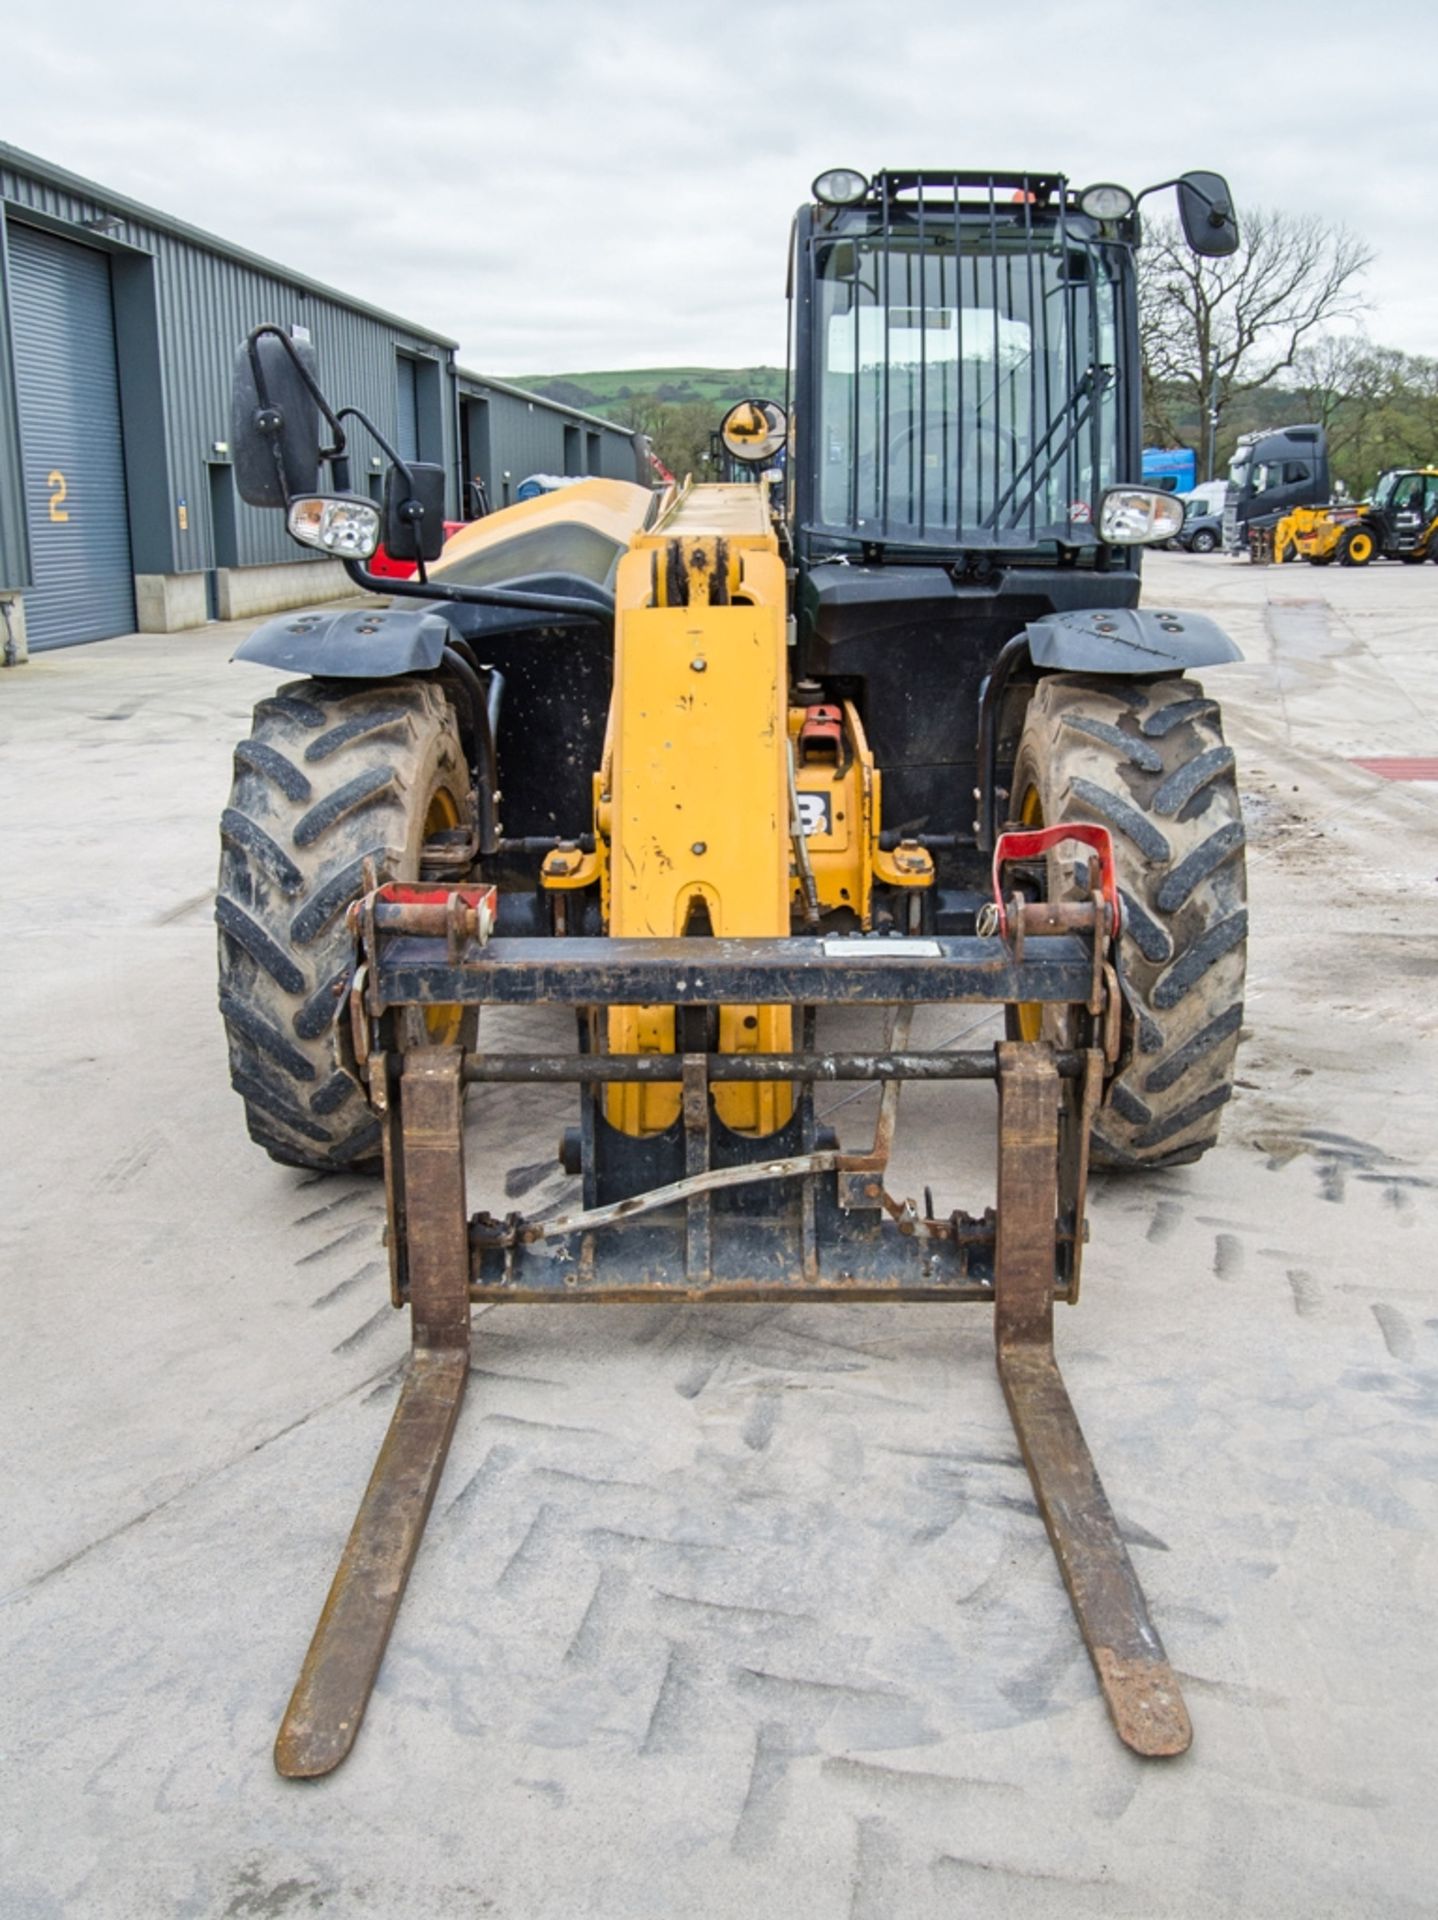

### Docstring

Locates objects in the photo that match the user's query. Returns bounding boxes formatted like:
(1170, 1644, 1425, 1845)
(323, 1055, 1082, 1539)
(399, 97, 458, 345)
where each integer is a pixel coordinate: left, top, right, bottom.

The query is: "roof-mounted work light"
(813, 168, 869, 206)
(1078, 182, 1135, 220)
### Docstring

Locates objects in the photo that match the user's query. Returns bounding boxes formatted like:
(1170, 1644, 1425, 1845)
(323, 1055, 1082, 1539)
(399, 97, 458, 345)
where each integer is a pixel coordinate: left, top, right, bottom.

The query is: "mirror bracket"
(1134, 171, 1239, 259)
(232, 325, 352, 508)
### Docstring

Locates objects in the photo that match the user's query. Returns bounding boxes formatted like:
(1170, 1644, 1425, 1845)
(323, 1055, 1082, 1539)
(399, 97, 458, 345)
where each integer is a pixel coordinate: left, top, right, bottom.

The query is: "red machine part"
(991, 824, 1121, 940)
(368, 522, 465, 580)
(349, 883, 498, 947)
(797, 704, 845, 764)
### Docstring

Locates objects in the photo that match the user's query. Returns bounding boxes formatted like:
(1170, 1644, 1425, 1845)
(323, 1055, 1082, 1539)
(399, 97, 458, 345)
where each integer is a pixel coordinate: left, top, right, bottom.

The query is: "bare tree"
(1139, 210, 1374, 481)
(1290, 338, 1438, 493)
(1290, 333, 1394, 479)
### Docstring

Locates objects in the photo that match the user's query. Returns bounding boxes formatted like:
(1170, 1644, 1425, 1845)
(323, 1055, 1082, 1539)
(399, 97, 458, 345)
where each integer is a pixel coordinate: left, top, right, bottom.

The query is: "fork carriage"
(273, 849, 1193, 1778)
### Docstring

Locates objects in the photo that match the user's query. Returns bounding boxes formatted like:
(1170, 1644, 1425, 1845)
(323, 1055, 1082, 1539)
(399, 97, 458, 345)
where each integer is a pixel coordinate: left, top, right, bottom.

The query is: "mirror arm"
(1134, 177, 1184, 206)
(333, 404, 431, 575)
(335, 405, 409, 487)
(1137, 176, 1232, 230)
(244, 324, 348, 469)
(339, 559, 610, 624)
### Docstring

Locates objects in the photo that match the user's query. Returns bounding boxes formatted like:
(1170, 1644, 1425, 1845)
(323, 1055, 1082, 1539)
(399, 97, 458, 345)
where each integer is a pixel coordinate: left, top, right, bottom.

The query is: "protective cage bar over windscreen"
(813, 177, 1123, 548)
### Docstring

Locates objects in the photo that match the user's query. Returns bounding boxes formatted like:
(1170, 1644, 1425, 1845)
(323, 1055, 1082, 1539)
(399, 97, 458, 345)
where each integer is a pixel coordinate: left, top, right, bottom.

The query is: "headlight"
(287, 495, 382, 558)
(1097, 488, 1186, 545)
(1079, 182, 1135, 221)
(813, 167, 869, 207)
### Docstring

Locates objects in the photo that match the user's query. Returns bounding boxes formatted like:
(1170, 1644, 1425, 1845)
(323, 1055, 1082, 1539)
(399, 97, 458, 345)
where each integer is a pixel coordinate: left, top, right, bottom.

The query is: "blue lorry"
(1142, 446, 1198, 494)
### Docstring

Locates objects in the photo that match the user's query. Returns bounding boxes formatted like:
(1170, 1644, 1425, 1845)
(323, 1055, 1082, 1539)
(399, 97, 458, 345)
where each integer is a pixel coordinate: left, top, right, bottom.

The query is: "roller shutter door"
(9, 222, 135, 649)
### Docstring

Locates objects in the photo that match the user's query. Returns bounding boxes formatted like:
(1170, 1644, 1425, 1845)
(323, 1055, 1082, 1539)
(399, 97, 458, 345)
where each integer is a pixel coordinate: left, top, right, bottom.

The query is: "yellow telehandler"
(1276, 466, 1438, 566)
(219, 165, 1247, 1776)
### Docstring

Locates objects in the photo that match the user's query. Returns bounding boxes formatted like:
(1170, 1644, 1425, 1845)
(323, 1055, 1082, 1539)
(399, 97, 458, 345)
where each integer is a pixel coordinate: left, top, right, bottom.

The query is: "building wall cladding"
(0, 148, 458, 597)
(0, 144, 641, 640)
(457, 374, 639, 505)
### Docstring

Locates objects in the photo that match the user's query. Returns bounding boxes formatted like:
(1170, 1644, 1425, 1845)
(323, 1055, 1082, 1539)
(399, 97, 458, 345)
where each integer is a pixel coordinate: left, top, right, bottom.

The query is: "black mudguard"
(975, 606, 1242, 851)
(1023, 605, 1243, 675)
(233, 605, 453, 678)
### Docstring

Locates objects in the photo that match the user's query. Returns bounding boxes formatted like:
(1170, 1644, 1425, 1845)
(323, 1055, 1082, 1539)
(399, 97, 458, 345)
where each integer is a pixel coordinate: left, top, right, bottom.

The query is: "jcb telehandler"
(1275, 465, 1438, 566)
(219, 166, 1247, 1777)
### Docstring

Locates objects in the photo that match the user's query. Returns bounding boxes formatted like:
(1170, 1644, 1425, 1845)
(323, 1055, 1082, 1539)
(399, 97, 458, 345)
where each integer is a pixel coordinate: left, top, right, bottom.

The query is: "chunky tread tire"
(216, 678, 469, 1173)
(1011, 674, 1247, 1170)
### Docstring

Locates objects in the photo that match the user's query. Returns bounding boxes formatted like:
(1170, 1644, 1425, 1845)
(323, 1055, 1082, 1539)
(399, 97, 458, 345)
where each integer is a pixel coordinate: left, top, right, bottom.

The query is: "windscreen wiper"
(984, 366, 1112, 531)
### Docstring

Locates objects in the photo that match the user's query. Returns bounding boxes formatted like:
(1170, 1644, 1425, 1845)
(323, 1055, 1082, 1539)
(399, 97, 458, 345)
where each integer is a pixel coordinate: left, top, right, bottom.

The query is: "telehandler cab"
(219, 165, 1247, 1776)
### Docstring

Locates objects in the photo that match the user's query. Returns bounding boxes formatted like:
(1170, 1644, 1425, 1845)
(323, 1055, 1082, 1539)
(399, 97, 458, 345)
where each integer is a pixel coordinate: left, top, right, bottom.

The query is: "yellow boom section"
(604, 483, 793, 1136)
(428, 478, 655, 586)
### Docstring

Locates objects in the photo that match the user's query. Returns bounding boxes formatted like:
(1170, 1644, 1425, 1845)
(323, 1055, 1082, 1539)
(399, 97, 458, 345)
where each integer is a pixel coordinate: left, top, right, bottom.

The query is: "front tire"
(1010, 675, 1248, 1170)
(1338, 526, 1375, 566)
(1188, 528, 1218, 554)
(216, 678, 471, 1172)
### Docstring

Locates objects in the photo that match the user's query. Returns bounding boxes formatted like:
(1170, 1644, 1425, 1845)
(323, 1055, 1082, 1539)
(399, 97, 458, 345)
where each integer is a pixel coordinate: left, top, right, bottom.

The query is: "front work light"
(287, 495, 382, 558)
(1079, 182, 1135, 221)
(813, 168, 869, 206)
(1097, 487, 1185, 545)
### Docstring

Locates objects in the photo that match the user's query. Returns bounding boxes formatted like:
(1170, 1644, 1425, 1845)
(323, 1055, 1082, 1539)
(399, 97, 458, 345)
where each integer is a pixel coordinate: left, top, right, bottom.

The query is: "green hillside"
(511, 367, 786, 411)
(500, 368, 788, 480)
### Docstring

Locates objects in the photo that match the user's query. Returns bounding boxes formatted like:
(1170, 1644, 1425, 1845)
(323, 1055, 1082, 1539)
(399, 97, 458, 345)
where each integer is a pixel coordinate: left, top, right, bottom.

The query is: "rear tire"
(1010, 674, 1247, 1170)
(216, 678, 471, 1173)
(1189, 528, 1218, 554)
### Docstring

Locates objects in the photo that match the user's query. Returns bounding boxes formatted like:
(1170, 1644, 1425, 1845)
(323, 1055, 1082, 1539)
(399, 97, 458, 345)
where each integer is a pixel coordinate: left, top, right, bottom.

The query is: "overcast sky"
(4, 1, 1433, 376)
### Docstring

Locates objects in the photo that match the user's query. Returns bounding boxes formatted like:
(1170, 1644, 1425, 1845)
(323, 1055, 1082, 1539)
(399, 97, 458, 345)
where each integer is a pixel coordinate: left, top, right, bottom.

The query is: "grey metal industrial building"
(0, 142, 642, 660)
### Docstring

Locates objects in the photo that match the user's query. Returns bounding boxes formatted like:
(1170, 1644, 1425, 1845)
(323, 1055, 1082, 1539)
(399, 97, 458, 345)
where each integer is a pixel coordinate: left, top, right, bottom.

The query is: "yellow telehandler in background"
(1276, 465, 1438, 566)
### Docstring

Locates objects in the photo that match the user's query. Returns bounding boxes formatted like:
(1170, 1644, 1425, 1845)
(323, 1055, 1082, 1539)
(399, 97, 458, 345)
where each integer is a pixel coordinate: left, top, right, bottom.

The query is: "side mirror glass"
(232, 333, 321, 507)
(383, 462, 448, 562)
(719, 399, 788, 467)
(1177, 171, 1239, 258)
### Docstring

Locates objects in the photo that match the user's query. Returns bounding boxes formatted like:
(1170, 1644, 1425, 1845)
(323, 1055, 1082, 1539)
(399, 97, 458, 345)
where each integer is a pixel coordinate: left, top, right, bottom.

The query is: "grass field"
(512, 366, 786, 409)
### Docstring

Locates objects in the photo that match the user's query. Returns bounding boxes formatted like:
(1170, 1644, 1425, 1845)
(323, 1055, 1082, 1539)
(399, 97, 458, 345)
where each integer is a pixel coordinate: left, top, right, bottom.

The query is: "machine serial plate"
(821, 937, 943, 959)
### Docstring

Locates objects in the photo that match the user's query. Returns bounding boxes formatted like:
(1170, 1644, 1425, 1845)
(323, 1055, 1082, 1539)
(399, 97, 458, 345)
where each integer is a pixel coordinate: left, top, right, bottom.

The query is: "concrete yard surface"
(1, 551, 1436, 1918)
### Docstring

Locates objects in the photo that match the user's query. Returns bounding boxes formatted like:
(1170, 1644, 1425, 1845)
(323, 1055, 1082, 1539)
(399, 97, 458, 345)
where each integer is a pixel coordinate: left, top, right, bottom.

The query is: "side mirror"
(383, 462, 448, 562)
(719, 399, 788, 467)
(232, 332, 322, 507)
(1177, 172, 1239, 258)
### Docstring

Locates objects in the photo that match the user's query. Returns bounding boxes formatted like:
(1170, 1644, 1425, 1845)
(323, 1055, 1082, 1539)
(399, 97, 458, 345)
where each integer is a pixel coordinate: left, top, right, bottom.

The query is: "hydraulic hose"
(440, 645, 500, 856)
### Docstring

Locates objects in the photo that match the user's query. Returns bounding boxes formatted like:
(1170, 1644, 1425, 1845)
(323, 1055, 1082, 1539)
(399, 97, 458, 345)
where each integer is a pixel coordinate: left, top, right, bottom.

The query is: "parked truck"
(1222, 424, 1329, 554)
(1143, 445, 1197, 494)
